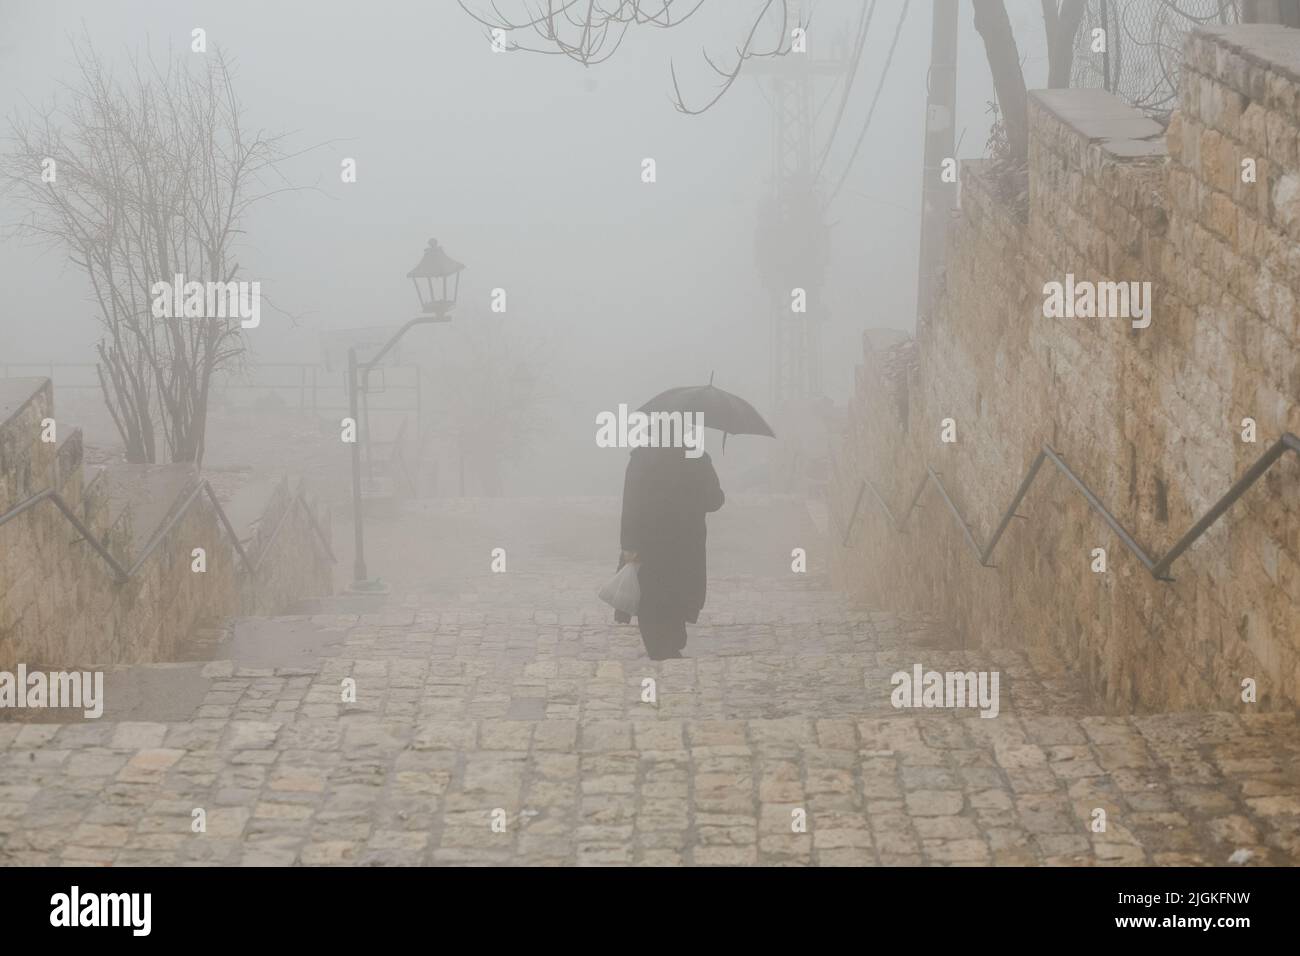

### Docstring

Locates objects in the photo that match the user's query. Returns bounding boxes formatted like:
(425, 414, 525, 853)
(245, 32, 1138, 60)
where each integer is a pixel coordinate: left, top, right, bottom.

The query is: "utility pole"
(750, 51, 843, 410)
(915, 0, 959, 325)
(749, 28, 847, 495)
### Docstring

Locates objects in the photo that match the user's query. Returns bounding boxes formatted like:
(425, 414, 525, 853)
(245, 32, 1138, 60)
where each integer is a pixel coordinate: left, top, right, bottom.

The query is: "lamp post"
(348, 238, 465, 590)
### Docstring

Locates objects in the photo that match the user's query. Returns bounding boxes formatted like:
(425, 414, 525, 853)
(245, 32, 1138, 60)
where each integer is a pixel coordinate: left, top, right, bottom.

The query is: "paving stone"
(3, 496, 1297, 866)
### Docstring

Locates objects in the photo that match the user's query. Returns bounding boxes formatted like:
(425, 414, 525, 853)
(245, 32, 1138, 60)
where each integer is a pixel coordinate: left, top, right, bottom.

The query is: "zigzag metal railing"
(840, 433, 1300, 582)
(0, 478, 335, 588)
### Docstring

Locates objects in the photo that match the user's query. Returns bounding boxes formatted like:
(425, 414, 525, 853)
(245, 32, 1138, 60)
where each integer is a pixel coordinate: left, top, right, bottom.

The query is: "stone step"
(166, 576, 1100, 724)
(179, 642, 1090, 724)
(2, 709, 1294, 866)
(299, 572, 848, 616)
(255, 575, 905, 663)
(8, 617, 1089, 726)
(247, 614, 896, 661)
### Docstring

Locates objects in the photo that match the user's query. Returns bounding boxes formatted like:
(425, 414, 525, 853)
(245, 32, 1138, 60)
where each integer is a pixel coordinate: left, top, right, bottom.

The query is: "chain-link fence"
(1071, 0, 1241, 117)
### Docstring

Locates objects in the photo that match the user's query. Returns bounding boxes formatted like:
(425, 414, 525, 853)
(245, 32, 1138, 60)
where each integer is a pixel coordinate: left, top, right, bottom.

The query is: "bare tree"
(459, 0, 805, 114)
(972, 0, 1030, 164)
(459, 0, 707, 65)
(2, 39, 297, 465)
(972, 1, 1087, 163)
(1043, 0, 1089, 87)
(462, 1, 1089, 162)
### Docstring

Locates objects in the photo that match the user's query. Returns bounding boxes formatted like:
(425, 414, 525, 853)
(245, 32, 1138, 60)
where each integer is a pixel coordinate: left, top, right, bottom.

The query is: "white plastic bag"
(598, 561, 640, 616)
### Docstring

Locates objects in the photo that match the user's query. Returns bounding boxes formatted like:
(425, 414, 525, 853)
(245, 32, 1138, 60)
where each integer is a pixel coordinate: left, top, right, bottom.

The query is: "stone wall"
(0, 378, 333, 669)
(831, 26, 1300, 713)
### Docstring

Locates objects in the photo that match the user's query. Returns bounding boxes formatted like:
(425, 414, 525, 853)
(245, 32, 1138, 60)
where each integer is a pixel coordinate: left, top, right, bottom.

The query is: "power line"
(815, 0, 876, 180)
(825, 0, 911, 206)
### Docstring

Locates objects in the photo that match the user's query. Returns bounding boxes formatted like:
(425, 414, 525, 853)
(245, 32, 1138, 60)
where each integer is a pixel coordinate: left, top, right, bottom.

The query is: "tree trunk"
(973, 0, 1029, 163)
(1045, 0, 1087, 88)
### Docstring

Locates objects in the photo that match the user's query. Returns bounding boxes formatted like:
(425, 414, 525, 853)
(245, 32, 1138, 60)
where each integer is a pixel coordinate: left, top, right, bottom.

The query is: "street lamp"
(347, 239, 465, 591)
(407, 238, 465, 318)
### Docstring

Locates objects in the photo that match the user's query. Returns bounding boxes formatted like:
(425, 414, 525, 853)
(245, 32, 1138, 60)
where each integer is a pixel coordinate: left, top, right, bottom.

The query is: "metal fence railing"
(0, 361, 420, 418)
(0, 476, 335, 590)
(839, 432, 1300, 583)
(1071, 0, 1241, 117)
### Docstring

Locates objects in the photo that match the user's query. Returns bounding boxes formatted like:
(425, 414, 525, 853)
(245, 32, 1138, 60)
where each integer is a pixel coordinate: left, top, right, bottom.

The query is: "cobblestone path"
(1, 497, 1297, 865)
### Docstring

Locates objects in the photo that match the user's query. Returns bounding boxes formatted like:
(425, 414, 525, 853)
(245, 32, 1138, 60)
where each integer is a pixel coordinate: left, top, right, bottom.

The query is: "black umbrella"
(638, 374, 775, 442)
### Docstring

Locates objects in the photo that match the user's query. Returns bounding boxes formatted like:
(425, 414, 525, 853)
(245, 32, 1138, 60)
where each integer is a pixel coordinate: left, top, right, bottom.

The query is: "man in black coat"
(618, 445, 725, 659)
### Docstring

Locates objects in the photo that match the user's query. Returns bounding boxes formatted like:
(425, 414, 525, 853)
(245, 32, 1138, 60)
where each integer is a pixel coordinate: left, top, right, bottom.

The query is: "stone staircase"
(1, 496, 1297, 866)
(1, 377, 334, 669)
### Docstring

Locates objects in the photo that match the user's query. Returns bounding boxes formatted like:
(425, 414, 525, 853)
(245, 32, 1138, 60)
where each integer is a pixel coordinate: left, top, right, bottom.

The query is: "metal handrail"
(840, 433, 1300, 582)
(0, 476, 336, 588)
(0, 488, 131, 582)
(118, 480, 253, 580)
(247, 485, 337, 569)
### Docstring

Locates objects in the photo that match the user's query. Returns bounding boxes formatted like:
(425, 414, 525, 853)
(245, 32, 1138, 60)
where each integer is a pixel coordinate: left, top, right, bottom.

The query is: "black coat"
(619, 447, 724, 621)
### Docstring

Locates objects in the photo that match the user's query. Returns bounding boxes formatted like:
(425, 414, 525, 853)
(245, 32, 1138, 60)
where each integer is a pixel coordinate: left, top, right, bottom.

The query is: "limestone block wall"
(0, 378, 332, 669)
(831, 26, 1300, 713)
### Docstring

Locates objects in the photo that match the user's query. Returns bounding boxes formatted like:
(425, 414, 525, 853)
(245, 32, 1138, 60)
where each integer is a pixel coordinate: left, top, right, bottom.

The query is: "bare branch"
(1, 35, 305, 465)
(459, 0, 798, 113)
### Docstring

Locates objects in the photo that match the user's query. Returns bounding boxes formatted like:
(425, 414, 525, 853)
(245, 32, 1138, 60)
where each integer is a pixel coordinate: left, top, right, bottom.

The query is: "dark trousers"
(637, 596, 687, 660)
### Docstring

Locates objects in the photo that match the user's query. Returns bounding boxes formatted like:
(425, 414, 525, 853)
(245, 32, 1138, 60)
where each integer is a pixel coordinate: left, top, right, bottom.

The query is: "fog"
(0, 1, 1051, 495)
(7, 1, 1300, 882)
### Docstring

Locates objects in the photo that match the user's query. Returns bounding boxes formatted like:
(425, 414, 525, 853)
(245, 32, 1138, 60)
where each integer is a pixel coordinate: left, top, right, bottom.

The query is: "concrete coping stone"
(0, 377, 47, 429)
(1197, 24, 1300, 85)
(1030, 88, 1168, 159)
